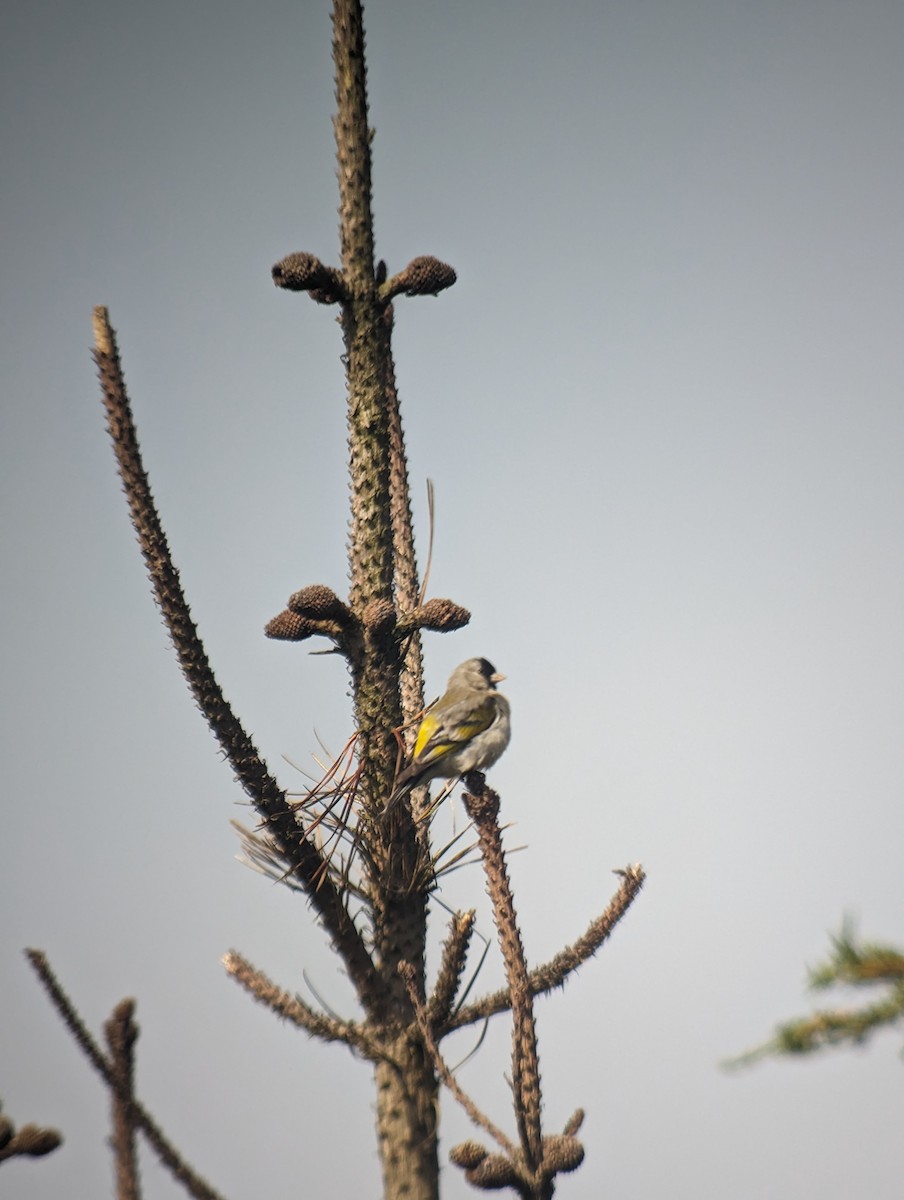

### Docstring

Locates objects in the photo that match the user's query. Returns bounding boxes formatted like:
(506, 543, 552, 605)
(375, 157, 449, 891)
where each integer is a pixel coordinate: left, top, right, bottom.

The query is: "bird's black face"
(449, 657, 505, 692)
(476, 658, 499, 686)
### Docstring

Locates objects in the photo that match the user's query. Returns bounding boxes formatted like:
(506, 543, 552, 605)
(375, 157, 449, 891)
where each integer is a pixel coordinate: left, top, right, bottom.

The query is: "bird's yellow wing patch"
(413, 698, 496, 763)
(412, 711, 442, 758)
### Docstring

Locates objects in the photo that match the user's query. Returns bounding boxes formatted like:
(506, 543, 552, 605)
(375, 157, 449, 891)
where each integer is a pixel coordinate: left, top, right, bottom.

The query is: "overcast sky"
(3, 2, 904, 1197)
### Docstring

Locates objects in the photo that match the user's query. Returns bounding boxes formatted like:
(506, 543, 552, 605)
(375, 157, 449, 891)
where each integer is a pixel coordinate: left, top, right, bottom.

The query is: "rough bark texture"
(331, 1, 439, 1193)
(374, 1039, 440, 1200)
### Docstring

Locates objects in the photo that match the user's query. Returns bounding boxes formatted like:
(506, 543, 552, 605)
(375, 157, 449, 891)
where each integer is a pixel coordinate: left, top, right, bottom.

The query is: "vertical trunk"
(331, 4, 438, 1196)
(374, 1039, 440, 1200)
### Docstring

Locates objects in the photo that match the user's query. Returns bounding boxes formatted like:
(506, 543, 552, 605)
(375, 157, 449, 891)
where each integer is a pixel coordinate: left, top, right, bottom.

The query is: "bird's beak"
(491, 672, 506, 684)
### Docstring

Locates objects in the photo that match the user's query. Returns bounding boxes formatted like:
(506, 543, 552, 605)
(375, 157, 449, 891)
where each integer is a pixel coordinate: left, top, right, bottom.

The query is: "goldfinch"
(385, 657, 511, 816)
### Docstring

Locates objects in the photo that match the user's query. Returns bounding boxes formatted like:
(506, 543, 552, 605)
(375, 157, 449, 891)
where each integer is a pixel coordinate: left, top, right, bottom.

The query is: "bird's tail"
(381, 780, 412, 824)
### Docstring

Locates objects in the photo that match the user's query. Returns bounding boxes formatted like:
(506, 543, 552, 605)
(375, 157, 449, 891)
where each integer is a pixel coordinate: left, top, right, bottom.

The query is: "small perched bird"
(385, 657, 511, 817)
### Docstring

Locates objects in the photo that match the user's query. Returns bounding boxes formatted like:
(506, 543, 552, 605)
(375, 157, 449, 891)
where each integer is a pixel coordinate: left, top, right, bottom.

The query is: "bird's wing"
(412, 692, 498, 765)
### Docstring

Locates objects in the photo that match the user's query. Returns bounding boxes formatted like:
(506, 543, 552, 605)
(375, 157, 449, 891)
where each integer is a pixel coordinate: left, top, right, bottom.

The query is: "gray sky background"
(3, 1, 903, 1196)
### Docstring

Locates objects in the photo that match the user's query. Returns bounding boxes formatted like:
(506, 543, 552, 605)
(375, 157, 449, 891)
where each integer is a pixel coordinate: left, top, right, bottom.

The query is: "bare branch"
(444, 863, 646, 1033)
(462, 777, 543, 1172)
(104, 999, 141, 1200)
(91, 306, 375, 1005)
(222, 951, 380, 1059)
(427, 910, 476, 1029)
(562, 1108, 585, 1137)
(26, 950, 229, 1200)
(399, 961, 518, 1161)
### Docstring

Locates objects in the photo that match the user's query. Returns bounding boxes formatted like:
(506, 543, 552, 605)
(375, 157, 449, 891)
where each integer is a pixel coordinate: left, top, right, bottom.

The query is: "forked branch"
(26, 950, 228, 1200)
(443, 863, 646, 1034)
(399, 961, 519, 1161)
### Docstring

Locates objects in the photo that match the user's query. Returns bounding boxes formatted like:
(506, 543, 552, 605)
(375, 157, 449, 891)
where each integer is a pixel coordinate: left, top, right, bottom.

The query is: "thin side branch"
(222, 951, 381, 1059)
(104, 999, 142, 1200)
(91, 306, 375, 1004)
(444, 864, 646, 1033)
(399, 962, 518, 1161)
(427, 910, 476, 1029)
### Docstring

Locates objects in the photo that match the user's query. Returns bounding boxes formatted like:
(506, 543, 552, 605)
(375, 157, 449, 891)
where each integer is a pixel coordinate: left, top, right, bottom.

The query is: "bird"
(384, 657, 511, 817)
